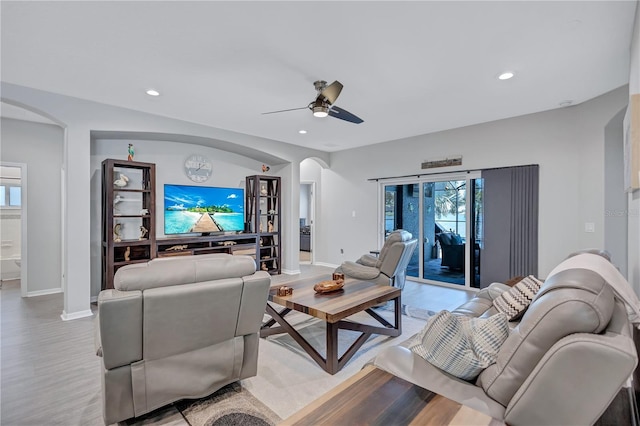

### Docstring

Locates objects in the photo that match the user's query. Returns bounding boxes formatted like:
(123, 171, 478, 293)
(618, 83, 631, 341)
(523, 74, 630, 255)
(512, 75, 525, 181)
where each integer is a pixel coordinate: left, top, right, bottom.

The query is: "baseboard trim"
(61, 309, 94, 321)
(281, 268, 301, 275)
(27, 287, 63, 297)
(314, 262, 340, 269)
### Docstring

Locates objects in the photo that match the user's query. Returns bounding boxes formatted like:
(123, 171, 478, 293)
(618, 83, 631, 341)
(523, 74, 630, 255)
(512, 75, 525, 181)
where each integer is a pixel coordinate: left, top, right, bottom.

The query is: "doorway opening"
(300, 182, 315, 264)
(0, 163, 27, 295)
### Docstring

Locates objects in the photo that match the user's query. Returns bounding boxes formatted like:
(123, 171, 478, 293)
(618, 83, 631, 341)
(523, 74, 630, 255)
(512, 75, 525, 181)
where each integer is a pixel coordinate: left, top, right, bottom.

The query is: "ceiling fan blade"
(328, 106, 363, 124)
(320, 80, 343, 105)
(261, 106, 309, 115)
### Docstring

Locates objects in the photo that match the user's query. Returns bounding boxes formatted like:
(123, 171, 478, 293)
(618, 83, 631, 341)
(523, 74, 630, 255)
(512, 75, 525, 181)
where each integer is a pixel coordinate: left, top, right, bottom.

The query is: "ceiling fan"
(262, 80, 364, 124)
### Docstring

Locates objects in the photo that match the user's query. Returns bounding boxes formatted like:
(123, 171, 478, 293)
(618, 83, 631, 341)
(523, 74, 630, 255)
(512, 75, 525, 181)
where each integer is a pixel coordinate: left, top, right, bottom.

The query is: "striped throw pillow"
(409, 310, 509, 380)
(493, 275, 543, 321)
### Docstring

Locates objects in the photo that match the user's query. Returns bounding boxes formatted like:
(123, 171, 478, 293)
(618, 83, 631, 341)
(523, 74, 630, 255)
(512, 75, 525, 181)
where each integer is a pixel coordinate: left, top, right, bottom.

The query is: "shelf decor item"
(127, 143, 134, 161)
(114, 173, 129, 187)
(313, 280, 344, 294)
(277, 286, 293, 296)
(139, 226, 148, 240)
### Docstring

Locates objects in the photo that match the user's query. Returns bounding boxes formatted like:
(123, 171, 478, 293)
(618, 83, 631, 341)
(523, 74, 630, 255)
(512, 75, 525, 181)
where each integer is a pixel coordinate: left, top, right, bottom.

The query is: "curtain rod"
(367, 164, 538, 182)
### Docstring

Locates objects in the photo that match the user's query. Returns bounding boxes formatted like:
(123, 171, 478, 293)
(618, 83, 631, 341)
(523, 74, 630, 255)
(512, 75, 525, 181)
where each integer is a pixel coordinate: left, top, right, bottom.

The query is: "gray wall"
(1, 118, 63, 294)
(604, 108, 628, 274)
(319, 86, 629, 278)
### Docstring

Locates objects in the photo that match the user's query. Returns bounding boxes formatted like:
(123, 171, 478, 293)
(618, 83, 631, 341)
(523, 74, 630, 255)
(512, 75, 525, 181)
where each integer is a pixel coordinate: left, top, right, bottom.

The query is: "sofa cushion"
(408, 310, 510, 380)
(492, 275, 543, 321)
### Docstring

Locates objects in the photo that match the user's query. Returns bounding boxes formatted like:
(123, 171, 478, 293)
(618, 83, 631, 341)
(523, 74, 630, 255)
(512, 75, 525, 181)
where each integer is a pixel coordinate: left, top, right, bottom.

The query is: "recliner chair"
(95, 254, 270, 425)
(335, 230, 418, 289)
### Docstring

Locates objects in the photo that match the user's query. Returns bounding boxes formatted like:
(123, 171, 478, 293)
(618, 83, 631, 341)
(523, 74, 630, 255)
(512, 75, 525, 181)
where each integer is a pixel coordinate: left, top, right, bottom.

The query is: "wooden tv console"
(156, 233, 259, 259)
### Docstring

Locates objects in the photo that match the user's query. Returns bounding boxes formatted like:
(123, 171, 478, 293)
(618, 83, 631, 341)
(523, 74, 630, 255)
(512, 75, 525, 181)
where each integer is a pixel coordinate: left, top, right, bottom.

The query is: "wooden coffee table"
(282, 365, 501, 425)
(260, 277, 401, 374)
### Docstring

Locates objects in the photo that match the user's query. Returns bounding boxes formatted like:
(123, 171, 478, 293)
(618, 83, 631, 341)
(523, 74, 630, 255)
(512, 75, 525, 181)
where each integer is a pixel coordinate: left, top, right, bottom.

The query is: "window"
(0, 185, 21, 207)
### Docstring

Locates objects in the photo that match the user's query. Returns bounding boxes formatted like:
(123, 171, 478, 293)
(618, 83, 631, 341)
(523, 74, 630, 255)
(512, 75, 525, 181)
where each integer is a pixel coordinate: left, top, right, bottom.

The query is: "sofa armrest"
(504, 332, 637, 426)
(97, 289, 143, 370)
(476, 282, 511, 301)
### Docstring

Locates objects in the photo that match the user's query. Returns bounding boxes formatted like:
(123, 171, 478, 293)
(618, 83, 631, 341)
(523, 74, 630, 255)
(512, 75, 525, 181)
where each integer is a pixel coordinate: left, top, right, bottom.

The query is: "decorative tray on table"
(314, 280, 345, 294)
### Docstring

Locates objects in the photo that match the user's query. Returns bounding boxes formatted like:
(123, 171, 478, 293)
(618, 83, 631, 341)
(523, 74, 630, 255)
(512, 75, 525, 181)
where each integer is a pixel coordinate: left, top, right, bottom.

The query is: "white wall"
(89, 138, 264, 297)
(2, 82, 330, 317)
(1, 118, 63, 293)
(319, 86, 629, 277)
(626, 1, 640, 295)
(604, 108, 628, 274)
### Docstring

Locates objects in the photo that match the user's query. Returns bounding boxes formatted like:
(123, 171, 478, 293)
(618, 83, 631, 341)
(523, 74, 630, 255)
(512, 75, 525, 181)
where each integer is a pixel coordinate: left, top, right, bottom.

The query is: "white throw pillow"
(493, 275, 544, 321)
(409, 310, 509, 380)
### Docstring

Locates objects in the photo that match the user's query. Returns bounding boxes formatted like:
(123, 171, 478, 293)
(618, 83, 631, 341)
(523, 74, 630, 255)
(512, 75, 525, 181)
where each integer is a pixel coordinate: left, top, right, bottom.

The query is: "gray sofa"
(372, 257, 638, 425)
(95, 254, 270, 425)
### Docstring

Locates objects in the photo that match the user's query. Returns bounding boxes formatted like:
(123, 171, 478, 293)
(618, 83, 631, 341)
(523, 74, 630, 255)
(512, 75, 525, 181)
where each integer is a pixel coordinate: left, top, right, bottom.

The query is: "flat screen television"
(164, 184, 245, 235)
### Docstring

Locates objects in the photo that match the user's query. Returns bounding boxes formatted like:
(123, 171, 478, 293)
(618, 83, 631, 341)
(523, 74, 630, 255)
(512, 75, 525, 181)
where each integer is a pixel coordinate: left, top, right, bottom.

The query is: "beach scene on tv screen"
(164, 184, 244, 234)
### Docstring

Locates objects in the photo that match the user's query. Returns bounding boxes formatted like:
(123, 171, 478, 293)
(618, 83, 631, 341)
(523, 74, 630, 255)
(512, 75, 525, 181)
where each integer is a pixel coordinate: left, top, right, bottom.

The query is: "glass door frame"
(378, 171, 481, 290)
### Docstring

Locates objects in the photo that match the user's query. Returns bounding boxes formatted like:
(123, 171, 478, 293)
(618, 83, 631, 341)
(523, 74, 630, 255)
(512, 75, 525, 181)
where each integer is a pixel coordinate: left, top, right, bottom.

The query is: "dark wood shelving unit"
(246, 175, 281, 274)
(101, 159, 156, 290)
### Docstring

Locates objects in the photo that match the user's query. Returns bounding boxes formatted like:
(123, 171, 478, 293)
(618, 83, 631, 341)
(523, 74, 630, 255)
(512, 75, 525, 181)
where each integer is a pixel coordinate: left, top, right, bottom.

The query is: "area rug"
(244, 308, 430, 419)
(176, 382, 281, 426)
(378, 301, 437, 321)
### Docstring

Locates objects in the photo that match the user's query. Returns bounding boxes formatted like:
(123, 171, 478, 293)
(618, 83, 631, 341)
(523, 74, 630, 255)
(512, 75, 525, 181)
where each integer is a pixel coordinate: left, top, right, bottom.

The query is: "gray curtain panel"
(481, 165, 539, 287)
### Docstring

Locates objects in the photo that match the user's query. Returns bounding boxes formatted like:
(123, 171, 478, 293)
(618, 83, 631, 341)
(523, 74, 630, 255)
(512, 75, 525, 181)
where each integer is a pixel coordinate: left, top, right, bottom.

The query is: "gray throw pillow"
(409, 310, 509, 380)
(492, 275, 544, 321)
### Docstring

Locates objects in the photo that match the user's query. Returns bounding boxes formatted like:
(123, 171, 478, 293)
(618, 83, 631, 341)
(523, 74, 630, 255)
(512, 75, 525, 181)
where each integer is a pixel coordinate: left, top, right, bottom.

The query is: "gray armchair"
(95, 254, 270, 425)
(335, 230, 418, 289)
(435, 232, 464, 269)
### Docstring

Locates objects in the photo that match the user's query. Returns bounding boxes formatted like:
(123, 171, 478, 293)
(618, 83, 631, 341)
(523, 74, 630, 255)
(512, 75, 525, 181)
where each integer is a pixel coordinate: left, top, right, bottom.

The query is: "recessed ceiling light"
(298, 130, 307, 134)
(559, 100, 573, 107)
(146, 89, 160, 96)
(498, 72, 514, 80)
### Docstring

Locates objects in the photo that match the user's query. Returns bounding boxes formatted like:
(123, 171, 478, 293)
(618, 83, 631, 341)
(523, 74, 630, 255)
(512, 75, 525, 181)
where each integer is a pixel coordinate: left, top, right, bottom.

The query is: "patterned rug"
(176, 382, 281, 426)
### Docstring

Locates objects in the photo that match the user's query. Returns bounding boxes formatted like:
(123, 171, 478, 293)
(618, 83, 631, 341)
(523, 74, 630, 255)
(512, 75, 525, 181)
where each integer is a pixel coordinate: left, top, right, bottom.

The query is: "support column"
(61, 126, 92, 320)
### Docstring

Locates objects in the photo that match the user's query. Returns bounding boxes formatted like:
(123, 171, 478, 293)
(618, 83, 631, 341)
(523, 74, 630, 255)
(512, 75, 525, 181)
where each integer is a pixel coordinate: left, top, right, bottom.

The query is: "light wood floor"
(0, 266, 474, 425)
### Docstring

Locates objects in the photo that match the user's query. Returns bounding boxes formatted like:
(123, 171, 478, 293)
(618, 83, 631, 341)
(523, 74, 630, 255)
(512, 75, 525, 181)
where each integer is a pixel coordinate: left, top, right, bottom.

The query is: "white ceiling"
(1, 1, 637, 152)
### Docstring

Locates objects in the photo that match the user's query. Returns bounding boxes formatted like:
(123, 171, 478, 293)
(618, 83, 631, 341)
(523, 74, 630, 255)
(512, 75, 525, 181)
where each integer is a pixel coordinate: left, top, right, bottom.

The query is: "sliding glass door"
(384, 183, 420, 279)
(382, 173, 483, 288)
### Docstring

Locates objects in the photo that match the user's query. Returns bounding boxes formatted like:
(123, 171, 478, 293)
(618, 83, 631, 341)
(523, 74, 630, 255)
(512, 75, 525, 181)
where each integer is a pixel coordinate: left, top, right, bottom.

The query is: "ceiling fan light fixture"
(312, 105, 329, 118)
